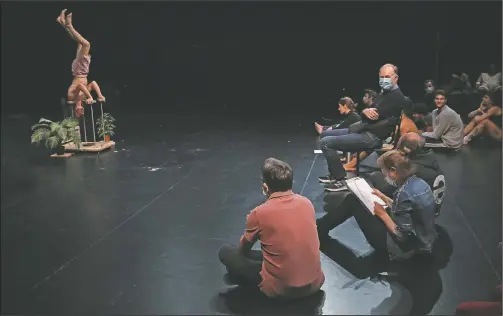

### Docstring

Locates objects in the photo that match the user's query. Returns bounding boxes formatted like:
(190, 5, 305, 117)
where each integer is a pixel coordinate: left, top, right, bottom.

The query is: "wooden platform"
(64, 141, 115, 153)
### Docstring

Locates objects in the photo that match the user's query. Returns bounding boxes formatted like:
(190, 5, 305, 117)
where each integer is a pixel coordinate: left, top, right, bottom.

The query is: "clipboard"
(343, 177, 386, 215)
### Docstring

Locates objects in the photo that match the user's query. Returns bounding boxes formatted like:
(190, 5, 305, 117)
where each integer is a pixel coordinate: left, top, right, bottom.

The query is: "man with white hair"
(319, 64, 408, 188)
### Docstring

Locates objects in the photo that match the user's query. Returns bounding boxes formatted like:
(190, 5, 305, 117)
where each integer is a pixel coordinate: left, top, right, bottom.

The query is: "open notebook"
(344, 177, 387, 215)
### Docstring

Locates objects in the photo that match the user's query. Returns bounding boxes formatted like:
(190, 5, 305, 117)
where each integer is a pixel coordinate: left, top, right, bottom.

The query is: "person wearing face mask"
(317, 150, 438, 262)
(315, 97, 362, 136)
(368, 132, 445, 216)
(319, 64, 408, 188)
(218, 158, 325, 299)
(421, 90, 464, 150)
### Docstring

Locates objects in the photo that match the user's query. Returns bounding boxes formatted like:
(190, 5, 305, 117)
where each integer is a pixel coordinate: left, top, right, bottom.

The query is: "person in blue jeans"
(319, 64, 408, 187)
(317, 150, 438, 261)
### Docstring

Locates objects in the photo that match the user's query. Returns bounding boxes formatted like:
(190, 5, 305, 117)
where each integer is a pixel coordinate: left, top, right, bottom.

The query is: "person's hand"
(85, 98, 94, 105)
(363, 108, 379, 120)
(326, 127, 333, 131)
(372, 188, 386, 200)
(372, 188, 392, 206)
(374, 202, 387, 218)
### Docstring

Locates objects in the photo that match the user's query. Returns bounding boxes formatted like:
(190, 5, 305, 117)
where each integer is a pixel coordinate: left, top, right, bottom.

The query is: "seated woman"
(57, 10, 95, 117)
(317, 150, 438, 262)
(463, 93, 502, 144)
(314, 97, 361, 136)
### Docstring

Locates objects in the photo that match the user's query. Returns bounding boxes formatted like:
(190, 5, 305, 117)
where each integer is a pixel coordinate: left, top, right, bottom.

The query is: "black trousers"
(219, 246, 263, 287)
(317, 192, 388, 253)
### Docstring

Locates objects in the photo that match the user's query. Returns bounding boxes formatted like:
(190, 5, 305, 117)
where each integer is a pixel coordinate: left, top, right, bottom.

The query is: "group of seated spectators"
(216, 63, 501, 315)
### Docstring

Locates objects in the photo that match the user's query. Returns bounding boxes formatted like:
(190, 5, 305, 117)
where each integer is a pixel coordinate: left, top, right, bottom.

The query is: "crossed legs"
(464, 119, 502, 144)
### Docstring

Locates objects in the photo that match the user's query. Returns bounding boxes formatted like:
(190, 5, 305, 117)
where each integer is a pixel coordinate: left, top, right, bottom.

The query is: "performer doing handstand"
(57, 9, 105, 116)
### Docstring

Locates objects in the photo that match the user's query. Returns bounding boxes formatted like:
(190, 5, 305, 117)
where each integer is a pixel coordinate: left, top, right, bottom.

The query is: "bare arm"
(476, 106, 502, 122)
(238, 210, 260, 255)
(468, 106, 484, 119)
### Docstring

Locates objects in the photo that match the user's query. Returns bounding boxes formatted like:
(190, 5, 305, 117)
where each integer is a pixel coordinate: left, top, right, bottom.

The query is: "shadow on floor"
(213, 286, 325, 315)
(320, 223, 453, 315)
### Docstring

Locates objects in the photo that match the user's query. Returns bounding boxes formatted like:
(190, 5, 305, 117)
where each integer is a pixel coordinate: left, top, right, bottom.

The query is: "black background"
(2, 1, 502, 119)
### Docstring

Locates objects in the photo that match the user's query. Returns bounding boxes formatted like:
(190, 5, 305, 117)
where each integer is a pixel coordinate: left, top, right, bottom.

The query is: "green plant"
(96, 113, 116, 138)
(30, 117, 81, 151)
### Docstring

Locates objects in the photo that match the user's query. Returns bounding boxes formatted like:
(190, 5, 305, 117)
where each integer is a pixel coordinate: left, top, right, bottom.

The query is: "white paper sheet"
(345, 177, 386, 214)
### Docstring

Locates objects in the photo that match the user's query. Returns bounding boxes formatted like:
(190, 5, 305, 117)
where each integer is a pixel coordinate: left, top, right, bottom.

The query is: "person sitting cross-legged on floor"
(318, 63, 407, 186)
(218, 158, 325, 299)
(421, 90, 464, 150)
(463, 92, 502, 145)
(368, 132, 446, 216)
(317, 150, 438, 262)
(314, 97, 361, 136)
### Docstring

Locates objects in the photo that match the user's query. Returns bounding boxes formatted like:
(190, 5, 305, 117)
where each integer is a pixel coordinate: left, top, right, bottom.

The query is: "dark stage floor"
(1, 111, 501, 315)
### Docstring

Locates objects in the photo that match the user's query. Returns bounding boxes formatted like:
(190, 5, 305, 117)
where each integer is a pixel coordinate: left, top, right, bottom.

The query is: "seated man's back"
(246, 192, 324, 297)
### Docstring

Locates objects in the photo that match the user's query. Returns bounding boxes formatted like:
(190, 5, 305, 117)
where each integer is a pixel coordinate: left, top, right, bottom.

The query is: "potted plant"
(96, 113, 116, 142)
(30, 117, 81, 155)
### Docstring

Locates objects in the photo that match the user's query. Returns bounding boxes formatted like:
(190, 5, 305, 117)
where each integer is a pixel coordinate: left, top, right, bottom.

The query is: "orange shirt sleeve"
(239, 209, 260, 247)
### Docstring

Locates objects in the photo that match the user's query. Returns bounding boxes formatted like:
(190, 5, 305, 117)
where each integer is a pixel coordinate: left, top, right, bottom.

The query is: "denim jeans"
(319, 128, 382, 180)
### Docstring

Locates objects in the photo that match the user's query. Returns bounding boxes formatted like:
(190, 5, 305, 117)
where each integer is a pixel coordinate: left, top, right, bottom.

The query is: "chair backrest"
(390, 112, 403, 148)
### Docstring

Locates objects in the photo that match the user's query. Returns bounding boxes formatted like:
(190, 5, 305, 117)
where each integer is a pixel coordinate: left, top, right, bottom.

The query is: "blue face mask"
(379, 77, 394, 91)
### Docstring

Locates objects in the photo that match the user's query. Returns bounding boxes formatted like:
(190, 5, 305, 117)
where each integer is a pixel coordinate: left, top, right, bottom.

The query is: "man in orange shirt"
(218, 158, 325, 299)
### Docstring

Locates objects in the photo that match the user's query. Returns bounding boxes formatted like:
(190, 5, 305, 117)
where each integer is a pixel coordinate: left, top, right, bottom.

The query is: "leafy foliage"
(96, 113, 116, 138)
(30, 117, 81, 150)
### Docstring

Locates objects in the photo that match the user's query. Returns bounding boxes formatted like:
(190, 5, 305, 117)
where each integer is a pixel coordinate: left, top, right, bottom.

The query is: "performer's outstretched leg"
(57, 9, 93, 117)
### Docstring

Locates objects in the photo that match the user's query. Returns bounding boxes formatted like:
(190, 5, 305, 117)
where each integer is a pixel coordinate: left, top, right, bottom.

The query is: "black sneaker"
(324, 181, 348, 192)
(318, 175, 337, 184)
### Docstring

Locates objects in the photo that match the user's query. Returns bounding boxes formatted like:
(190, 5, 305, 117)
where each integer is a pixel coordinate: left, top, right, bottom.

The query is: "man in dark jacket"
(318, 64, 407, 187)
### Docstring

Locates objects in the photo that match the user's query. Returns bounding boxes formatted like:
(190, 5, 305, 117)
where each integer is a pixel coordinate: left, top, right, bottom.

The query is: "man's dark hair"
(261, 158, 293, 193)
(412, 102, 429, 115)
(433, 89, 446, 98)
(364, 89, 378, 99)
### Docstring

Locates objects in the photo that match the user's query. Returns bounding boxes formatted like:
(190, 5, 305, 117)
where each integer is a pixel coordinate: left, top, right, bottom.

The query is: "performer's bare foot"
(65, 12, 73, 27)
(57, 9, 67, 26)
(314, 122, 323, 134)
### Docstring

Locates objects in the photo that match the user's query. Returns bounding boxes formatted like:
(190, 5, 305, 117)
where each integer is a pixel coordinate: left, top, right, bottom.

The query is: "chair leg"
(356, 151, 361, 176)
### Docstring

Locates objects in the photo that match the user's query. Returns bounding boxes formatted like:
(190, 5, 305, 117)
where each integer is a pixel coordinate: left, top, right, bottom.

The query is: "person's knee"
(82, 40, 91, 48)
(218, 245, 235, 264)
(319, 137, 330, 150)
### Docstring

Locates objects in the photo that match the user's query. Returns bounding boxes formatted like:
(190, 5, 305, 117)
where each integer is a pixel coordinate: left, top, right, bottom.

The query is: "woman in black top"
(315, 97, 361, 136)
(463, 93, 502, 144)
